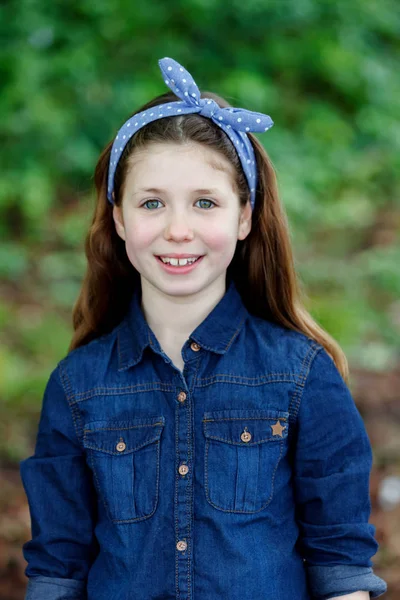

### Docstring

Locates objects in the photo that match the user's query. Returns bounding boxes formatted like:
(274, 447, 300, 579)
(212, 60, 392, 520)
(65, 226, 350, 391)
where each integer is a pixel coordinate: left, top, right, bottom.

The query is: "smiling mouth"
(156, 256, 203, 265)
(155, 255, 205, 269)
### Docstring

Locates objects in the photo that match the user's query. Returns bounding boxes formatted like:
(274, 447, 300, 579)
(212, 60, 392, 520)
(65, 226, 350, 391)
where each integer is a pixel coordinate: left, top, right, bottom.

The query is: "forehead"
(125, 142, 236, 190)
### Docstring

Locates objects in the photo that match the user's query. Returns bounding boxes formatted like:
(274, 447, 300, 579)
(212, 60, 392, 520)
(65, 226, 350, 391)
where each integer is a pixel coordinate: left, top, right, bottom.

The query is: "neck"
(140, 276, 227, 351)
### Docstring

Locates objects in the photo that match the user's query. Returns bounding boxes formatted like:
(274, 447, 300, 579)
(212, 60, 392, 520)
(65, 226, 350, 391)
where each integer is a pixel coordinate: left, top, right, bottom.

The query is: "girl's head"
(112, 133, 252, 301)
(70, 62, 349, 382)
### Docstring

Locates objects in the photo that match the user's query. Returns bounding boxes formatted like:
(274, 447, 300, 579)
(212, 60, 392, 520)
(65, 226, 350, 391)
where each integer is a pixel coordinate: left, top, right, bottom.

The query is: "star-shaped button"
(270, 420, 286, 437)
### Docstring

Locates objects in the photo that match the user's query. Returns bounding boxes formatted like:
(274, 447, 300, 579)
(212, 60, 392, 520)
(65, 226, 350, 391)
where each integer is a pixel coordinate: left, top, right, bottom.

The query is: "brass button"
(178, 464, 189, 476)
(177, 540, 187, 551)
(116, 440, 126, 452)
(190, 341, 201, 352)
(240, 427, 252, 443)
(177, 391, 187, 403)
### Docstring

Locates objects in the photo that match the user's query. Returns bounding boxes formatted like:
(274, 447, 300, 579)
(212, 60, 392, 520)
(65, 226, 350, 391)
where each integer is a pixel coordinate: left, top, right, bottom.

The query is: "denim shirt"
(20, 279, 387, 600)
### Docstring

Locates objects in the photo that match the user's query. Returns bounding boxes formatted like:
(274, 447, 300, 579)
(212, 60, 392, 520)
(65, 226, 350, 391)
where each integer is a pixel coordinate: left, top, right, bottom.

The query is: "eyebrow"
(137, 187, 220, 195)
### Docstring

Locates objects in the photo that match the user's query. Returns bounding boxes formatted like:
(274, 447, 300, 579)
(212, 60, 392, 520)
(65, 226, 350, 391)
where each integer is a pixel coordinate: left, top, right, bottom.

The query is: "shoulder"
(56, 325, 121, 389)
(244, 312, 323, 365)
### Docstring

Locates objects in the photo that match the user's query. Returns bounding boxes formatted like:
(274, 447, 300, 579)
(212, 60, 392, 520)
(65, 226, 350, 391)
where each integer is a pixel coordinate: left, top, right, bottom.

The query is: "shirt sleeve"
(24, 576, 86, 600)
(293, 346, 388, 600)
(20, 364, 98, 599)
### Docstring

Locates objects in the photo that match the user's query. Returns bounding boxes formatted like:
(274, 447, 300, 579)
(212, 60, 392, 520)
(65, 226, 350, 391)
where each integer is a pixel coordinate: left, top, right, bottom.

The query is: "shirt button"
(240, 428, 252, 443)
(116, 440, 126, 452)
(176, 540, 187, 551)
(178, 464, 189, 476)
(190, 341, 201, 352)
(177, 391, 187, 403)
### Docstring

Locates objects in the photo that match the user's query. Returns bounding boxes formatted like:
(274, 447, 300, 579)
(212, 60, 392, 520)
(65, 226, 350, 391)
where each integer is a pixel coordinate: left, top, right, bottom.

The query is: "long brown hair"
(69, 89, 349, 383)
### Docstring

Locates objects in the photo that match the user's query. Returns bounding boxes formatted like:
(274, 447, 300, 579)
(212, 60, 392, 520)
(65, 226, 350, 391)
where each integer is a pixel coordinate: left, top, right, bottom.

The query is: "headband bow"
(107, 57, 274, 209)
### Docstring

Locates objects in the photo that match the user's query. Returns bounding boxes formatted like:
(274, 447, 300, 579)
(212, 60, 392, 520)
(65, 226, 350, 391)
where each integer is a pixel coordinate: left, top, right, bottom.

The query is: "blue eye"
(141, 198, 216, 210)
(196, 198, 215, 209)
(142, 199, 162, 210)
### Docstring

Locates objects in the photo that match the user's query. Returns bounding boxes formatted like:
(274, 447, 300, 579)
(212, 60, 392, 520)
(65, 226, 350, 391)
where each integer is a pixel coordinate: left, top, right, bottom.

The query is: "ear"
(237, 200, 252, 241)
(113, 205, 126, 241)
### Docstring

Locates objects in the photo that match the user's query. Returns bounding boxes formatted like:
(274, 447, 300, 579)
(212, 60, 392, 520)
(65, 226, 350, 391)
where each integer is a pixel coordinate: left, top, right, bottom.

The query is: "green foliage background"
(1, 0, 399, 460)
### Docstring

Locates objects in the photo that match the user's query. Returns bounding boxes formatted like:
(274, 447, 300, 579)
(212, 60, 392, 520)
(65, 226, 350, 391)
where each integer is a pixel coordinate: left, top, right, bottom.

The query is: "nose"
(164, 210, 194, 241)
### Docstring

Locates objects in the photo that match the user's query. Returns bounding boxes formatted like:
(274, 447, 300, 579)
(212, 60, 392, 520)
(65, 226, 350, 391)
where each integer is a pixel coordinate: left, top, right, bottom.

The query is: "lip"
(156, 254, 202, 258)
(156, 255, 204, 274)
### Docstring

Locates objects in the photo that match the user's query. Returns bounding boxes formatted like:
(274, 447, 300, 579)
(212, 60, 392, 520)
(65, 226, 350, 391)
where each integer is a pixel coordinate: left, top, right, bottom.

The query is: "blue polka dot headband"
(107, 57, 274, 210)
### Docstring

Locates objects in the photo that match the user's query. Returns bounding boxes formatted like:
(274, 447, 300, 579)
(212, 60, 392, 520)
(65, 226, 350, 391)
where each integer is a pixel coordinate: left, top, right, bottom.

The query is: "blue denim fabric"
(20, 279, 388, 600)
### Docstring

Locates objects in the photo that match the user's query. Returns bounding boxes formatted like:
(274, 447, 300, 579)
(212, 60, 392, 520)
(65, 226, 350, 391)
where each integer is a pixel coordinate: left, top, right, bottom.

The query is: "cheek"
(124, 222, 155, 252)
(201, 220, 239, 253)
(120, 221, 157, 272)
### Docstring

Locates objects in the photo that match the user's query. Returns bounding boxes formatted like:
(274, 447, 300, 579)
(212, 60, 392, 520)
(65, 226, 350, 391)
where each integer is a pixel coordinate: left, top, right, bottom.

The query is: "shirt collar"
(117, 278, 249, 371)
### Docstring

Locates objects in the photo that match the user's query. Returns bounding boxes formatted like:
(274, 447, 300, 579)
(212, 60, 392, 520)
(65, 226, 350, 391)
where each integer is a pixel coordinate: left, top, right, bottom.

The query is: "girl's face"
(113, 141, 252, 299)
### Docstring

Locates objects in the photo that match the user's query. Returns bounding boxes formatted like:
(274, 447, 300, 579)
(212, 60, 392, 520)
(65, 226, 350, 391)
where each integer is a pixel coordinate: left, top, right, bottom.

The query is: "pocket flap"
(203, 409, 289, 445)
(83, 416, 165, 455)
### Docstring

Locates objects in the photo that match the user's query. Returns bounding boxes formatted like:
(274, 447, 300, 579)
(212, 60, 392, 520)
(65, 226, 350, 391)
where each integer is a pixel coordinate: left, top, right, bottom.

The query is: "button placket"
(174, 350, 195, 591)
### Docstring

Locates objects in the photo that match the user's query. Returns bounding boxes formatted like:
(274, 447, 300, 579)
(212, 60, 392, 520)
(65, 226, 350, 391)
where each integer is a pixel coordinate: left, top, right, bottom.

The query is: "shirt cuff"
(25, 576, 86, 600)
(305, 564, 387, 599)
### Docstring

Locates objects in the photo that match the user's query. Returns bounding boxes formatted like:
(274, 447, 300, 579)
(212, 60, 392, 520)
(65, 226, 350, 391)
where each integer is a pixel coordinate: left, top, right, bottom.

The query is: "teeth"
(160, 257, 199, 266)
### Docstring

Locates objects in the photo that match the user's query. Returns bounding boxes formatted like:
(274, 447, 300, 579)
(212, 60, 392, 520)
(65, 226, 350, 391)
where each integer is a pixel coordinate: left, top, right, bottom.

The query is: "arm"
(293, 346, 387, 600)
(20, 365, 99, 600)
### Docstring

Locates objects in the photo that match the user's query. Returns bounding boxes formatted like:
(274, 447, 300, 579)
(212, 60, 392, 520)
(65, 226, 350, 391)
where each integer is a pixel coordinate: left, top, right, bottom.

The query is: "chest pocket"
(203, 409, 289, 513)
(83, 416, 165, 523)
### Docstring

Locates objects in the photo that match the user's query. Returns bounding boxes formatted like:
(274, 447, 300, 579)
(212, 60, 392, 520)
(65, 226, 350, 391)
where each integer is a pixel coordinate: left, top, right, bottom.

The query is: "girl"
(20, 57, 387, 600)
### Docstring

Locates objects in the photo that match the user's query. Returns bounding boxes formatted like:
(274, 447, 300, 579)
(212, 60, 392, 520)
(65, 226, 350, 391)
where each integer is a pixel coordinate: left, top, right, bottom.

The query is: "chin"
(161, 282, 205, 295)
(151, 278, 210, 297)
